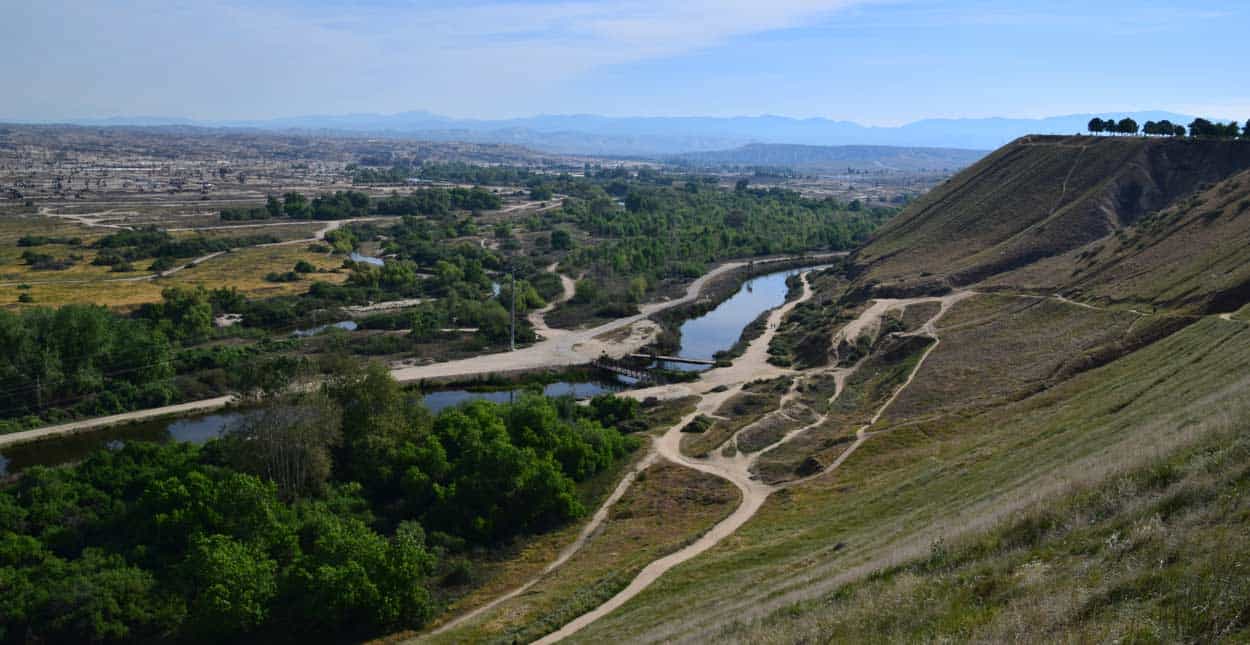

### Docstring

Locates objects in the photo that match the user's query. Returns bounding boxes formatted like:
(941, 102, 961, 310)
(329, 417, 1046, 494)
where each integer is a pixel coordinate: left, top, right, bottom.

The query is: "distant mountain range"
(16, 110, 1205, 157)
(670, 143, 988, 172)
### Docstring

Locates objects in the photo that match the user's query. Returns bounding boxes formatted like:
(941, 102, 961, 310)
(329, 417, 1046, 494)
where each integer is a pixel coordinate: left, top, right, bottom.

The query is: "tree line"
(220, 186, 502, 222)
(1088, 116, 1250, 138)
(0, 365, 643, 642)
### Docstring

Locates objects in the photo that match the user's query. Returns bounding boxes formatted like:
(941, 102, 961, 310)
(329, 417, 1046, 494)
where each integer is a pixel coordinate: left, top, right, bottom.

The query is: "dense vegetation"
(0, 304, 177, 428)
(219, 187, 502, 222)
(351, 160, 541, 186)
(90, 228, 279, 268)
(0, 365, 642, 642)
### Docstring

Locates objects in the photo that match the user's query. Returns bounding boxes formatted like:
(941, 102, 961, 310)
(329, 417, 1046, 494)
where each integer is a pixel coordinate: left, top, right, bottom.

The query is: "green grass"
(561, 314, 1250, 643)
(717, 416, 1250, 643)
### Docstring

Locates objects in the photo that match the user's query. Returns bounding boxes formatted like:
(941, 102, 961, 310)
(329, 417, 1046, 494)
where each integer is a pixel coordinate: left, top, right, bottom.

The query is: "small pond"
(293, 320, 358, 337)
(350, 251, 385, 266)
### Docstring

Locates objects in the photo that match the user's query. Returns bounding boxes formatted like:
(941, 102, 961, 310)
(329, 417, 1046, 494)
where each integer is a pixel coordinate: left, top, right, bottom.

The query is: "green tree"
(265, 195, 283, 219)
(1117, 117, 1139, 135)
(1087, 117, 1105, 135)
(550, 228, 573, 250)
(183, 534, 277, 636)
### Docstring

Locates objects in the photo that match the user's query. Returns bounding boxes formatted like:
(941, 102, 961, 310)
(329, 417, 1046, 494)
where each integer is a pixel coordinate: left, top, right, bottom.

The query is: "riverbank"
(0, 253, 844, 451)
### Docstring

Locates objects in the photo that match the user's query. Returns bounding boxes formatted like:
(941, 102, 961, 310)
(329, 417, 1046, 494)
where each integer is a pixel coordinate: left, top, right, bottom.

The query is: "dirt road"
(532, 288, 974, 643)
(390, 254, 844, 384)
(0, 395, 236, 449)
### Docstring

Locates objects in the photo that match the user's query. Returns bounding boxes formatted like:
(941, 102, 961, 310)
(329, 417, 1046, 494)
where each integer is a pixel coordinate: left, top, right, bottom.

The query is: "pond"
(350, 251, 384, 266)
(663, 267, 805, 371)
(0, 412, 247, 477)
(293, 320, 358, 337)
(420, 377, 632, 413)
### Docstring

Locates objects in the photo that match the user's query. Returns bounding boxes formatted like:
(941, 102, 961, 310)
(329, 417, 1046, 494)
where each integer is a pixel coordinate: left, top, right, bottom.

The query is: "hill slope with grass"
(852, 135, 1250, 300)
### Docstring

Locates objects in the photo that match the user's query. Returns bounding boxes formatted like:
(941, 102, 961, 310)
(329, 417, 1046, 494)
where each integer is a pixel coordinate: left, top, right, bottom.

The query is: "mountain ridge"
(6, 111, 1210, 156)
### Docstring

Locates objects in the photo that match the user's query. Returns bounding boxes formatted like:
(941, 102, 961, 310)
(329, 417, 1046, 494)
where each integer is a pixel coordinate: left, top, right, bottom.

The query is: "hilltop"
(852, 135, 1250, 309)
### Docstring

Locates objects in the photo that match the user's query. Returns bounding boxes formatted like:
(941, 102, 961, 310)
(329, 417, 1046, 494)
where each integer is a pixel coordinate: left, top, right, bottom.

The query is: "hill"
(668, 143, 987, 172)
(852, 135, 1250, 307)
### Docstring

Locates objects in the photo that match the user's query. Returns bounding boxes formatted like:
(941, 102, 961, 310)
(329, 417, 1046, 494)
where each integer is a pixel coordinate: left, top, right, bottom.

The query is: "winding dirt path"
(527, 263, 577, 339)
(533, 288, 973, 643)
(389, 254, 844, 384)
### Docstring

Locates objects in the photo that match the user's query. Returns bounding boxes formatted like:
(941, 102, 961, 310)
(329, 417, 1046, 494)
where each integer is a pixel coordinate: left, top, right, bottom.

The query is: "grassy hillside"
(854, 136, 1250, 296)
(988, 167, 1250, 313)
(719, 418, 1250, 642)
(566, 313, 1250, 643)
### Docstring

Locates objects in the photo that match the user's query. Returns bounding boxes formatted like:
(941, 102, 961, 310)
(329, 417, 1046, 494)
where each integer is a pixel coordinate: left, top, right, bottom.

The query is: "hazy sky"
(3, 0, 1246, 124)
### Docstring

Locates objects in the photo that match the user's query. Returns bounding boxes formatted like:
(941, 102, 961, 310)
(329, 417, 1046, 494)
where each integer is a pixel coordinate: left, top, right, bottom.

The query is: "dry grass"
(419, 460, 739, 644)
(562, 314, 1250, 644)
(0, 244, 347, 308)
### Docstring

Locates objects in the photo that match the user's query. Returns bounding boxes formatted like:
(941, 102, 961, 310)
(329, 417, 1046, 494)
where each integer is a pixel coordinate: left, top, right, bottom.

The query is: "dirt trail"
(389, 254, 844, 384)
(527, 263, 578, 339)
(534, 288, 974, 643)
(0, 395, 236, 449)
(429, 450, 660, 635)
(420, 271, 818, 641)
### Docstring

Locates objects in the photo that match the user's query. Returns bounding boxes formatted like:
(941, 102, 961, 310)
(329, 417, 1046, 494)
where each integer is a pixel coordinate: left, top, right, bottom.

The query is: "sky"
(2, 0, 1247, 124)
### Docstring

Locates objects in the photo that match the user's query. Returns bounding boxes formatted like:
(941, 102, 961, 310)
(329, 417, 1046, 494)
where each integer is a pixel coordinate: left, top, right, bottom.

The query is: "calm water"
(0, 378, 634, 475)
(665, 267, 804, 370)
(350, 252, 384, 266)
(420, 378, 630, 413)
(0, 412, 245, 476)
(293, 320, 358, 337)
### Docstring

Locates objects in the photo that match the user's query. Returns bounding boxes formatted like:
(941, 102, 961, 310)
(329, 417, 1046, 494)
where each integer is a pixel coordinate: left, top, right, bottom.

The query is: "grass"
(681, 377, 791, 457)
(717, 417, 1250, 643)
(417, 460, 740, 644)
(857, 137, 1250, 294)
(559, 311, 1250, 643)
(0, 244, 347, 308)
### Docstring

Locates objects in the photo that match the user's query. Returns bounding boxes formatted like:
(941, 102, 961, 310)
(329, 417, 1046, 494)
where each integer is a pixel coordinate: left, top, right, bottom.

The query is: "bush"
(681, 415, 714, 433)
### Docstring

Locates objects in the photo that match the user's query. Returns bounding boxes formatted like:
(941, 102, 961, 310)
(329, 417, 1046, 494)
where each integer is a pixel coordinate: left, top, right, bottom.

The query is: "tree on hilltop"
(1087, 117, 1106, 135)
(1117, 117, 1139, 135)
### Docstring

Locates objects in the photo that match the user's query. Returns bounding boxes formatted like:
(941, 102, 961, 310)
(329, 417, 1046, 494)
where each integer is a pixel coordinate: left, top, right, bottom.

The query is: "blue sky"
(3, 0, 1246, 124)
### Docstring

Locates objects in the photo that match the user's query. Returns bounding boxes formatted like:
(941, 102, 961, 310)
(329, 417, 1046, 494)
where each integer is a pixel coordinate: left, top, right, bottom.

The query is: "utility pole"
(509, 269, 516, 352)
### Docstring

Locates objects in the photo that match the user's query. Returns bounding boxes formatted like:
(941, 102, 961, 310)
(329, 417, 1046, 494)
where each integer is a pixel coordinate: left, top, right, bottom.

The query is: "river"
(663, 267, 803, 370)
(0, 265, 811, 476)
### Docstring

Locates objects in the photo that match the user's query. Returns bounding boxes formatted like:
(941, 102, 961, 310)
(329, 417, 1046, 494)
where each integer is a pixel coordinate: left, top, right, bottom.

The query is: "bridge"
(591, 358, 656, 383)
(628, 353, 717, 366)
